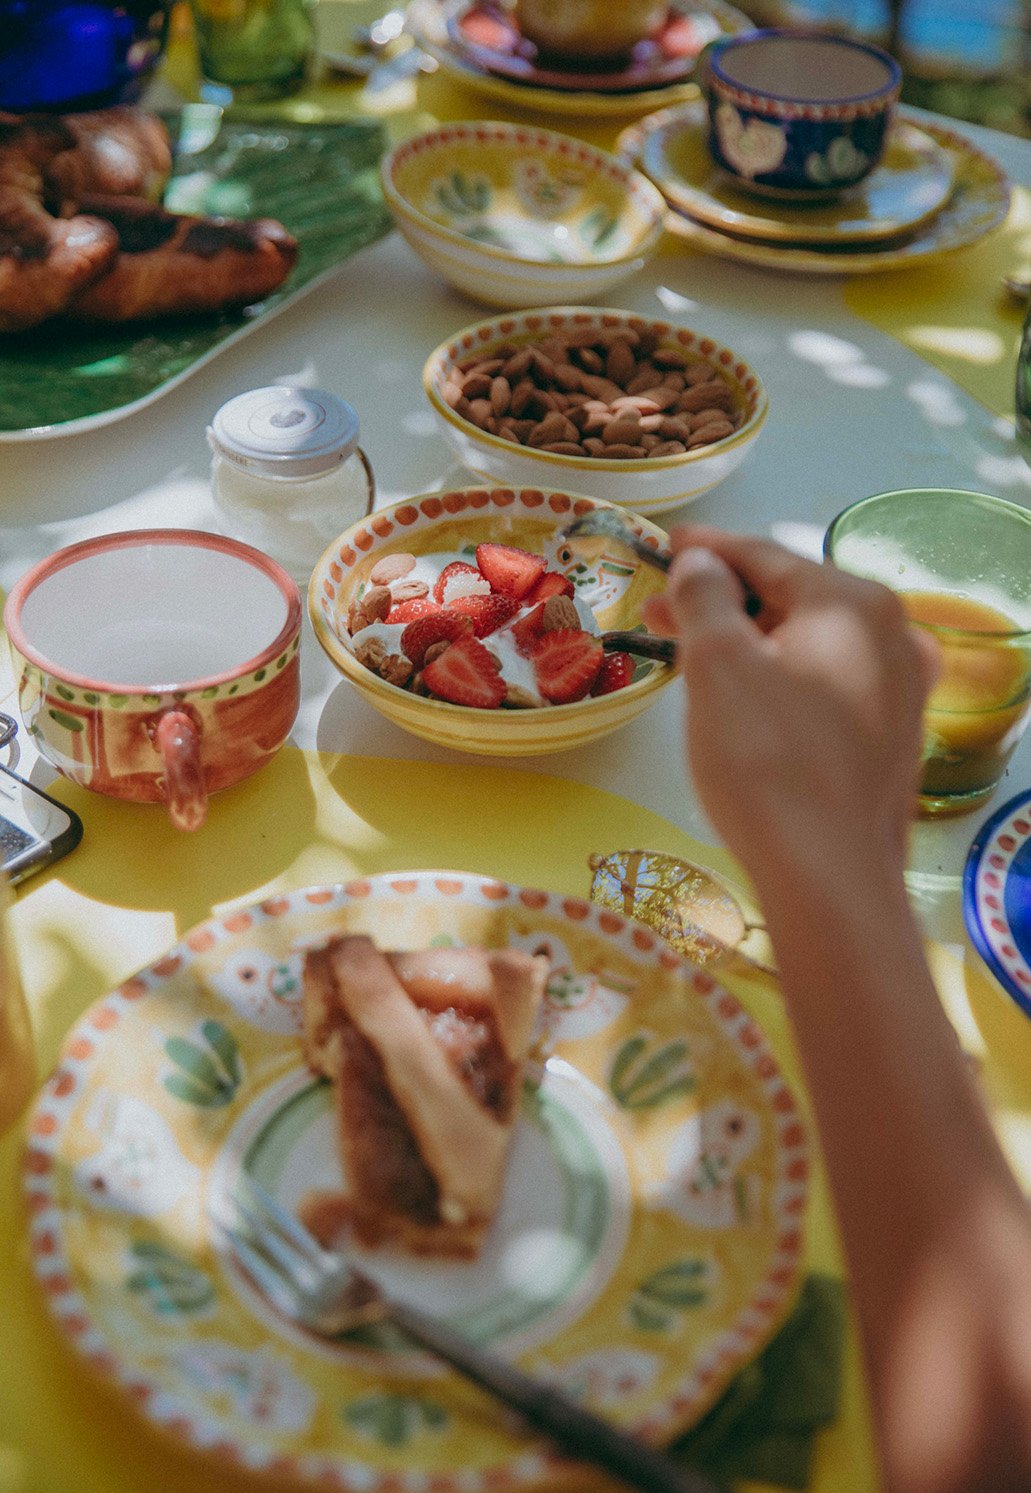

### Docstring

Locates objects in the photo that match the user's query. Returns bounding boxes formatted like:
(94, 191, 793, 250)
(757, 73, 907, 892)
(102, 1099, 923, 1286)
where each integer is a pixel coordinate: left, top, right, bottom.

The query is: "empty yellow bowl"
(309, 486, 675, 756)
(382, 121, 667, 308)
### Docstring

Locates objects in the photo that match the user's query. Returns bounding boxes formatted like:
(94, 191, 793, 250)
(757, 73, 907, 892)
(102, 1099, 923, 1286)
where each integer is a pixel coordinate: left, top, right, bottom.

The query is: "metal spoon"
(589, 849, 778, 975)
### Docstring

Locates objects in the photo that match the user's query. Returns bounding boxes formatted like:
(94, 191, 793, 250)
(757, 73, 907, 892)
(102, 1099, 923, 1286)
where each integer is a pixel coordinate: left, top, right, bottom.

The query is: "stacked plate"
(406, 0, 750, 117)
(621, 100, 1012, 274)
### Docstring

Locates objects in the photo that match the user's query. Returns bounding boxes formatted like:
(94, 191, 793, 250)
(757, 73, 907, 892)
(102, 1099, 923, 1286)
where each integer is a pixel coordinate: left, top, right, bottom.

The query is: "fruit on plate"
(422, 636, 507, 708)
(531, 629, 604, 703)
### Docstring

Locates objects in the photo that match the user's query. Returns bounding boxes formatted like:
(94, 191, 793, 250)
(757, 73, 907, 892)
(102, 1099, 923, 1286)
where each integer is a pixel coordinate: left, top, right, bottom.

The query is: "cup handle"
(155, 710, 207, 832)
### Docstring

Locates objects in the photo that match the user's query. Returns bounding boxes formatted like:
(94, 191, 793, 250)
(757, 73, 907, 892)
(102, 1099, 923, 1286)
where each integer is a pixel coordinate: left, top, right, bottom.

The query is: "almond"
(649, 439, 687, 456)
(605, 339, 636, 386)
(542, 595, 580, 631)
(370, 553, 416, 585)
(501, 347, 533, 380)
(490, 376, 511, 416)
(602, 416, 642, 445)
(390, 577, 430, 602)
(602, 443, 647, 459)
(678, 381, 734, 414)
(462, 372, 492, 400)
(541, 441, 585, 455)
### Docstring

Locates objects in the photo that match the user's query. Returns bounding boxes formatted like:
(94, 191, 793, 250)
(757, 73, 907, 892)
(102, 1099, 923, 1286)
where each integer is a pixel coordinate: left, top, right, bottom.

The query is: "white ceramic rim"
(4, 529, 303, 695)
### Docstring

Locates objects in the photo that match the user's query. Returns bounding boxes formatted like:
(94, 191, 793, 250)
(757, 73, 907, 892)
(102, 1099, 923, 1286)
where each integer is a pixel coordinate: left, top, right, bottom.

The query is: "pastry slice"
(301, 936, 547, 1258)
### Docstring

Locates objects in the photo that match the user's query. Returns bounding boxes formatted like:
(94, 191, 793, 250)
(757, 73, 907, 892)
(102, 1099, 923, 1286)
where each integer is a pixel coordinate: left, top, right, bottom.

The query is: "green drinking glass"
(825, 488, 1031, 819)
(188, 0, 314, 101)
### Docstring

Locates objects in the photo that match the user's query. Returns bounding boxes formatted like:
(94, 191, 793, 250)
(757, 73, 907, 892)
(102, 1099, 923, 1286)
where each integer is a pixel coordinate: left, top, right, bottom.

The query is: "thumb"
(667, 546, 753, 646)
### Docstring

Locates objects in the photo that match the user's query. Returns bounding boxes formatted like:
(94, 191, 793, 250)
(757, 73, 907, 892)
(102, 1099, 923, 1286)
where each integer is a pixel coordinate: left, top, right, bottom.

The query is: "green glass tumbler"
(825, 488, 1031, 818)
(189, 0, 314, 101)
(1018, 301, 1031, 470)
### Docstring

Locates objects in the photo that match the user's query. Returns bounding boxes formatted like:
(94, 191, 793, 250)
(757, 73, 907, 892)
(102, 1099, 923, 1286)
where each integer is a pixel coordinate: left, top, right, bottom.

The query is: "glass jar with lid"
(209, 386, 375, 582)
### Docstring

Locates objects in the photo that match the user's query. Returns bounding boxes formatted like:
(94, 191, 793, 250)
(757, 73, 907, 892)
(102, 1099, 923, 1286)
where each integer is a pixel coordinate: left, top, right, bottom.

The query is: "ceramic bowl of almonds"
(309, 487, 675, 756)
(424, 306, 768, 515)
(382, 122, 666, 308)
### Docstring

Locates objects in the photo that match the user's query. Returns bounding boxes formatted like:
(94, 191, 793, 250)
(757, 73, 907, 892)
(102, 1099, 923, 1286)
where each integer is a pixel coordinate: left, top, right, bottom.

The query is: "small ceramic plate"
(619, 109, 1010, 274)
(964, 790, 1031, 1019)
(25, 873, 807, 1491)
(0, 107, 391, 443)
(448, 2, 699, 92)
(407, 0, 750, 118)
(639, 101, 955, 245)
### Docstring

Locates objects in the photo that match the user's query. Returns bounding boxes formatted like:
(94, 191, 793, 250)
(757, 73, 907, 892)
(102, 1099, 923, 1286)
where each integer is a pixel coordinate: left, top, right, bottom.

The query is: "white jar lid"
(209, 387, 360, 478)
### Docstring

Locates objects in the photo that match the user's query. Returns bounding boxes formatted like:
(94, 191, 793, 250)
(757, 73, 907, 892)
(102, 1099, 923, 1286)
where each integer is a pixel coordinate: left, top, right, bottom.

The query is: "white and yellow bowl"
(309, 487, 675, 756)
(382, 122, 666, 308)
(424, 306, 769, 515)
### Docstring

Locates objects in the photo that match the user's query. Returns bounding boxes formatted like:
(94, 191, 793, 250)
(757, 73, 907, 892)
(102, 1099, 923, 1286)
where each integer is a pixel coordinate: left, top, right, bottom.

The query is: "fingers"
(667, 526, 832, 620)
(663, 547, 758, 666)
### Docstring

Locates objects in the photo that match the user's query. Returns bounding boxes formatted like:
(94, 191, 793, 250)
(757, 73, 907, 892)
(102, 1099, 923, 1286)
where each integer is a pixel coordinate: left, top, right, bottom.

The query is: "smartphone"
(0, 764, 83, 884)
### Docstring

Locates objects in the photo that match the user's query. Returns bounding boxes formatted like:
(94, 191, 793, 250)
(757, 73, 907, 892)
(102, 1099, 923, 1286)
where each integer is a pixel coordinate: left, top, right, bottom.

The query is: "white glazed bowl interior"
(18, 538, 291, 688)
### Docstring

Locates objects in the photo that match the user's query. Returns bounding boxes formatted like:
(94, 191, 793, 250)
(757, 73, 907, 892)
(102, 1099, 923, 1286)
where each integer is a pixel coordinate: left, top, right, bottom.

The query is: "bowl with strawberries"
(309, 486, 675, 755)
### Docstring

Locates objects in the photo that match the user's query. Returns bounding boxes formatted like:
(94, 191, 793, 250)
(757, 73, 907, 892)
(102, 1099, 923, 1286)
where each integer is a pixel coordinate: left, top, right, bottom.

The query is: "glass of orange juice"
(825, 488, 1031, 818)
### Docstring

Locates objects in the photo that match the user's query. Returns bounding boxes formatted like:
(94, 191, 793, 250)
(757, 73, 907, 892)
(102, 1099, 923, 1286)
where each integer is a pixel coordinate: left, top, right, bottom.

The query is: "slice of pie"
(300, 936, 548, 1258)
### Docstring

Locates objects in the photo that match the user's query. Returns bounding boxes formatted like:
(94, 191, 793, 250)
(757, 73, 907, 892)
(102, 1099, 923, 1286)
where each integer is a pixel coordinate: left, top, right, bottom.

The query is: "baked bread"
(68, 195, 298, 323)
(301, 936, 548, 1258)
(44, 106, 172, 207)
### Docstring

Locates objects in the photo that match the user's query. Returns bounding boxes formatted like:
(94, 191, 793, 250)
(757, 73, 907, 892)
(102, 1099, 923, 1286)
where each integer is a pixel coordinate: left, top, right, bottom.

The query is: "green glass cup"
(1018, 301, 1031, 471)
(189, 0, 314, 101)
(824, 488, 1031, 818)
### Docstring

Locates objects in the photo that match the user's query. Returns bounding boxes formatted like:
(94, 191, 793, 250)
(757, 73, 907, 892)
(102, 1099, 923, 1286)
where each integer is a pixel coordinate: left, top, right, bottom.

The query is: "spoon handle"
(603, 631, 676, 662)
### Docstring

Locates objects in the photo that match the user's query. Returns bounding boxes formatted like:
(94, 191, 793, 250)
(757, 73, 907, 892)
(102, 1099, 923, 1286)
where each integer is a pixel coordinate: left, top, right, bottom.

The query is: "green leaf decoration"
(47, 708, 83, 732)
(201, 1019, 241, 1085)
(343, 1392, 448, 1447)
(580, 205, 619, 251)
(609, 1035, 695, 1110)
(163, 1023, 242, 1107)
(0, 108, 391, 435)
(126, 1241, 215, 1316)
(630, 1258, 712, 1331)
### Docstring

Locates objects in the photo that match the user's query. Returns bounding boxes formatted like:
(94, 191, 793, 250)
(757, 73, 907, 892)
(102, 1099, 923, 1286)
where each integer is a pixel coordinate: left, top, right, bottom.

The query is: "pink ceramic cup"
(4, 529, 302, 832)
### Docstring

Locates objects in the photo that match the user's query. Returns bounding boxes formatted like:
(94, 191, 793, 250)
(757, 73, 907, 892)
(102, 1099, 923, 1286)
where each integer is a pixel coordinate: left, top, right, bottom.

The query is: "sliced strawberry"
(386, 597, 441, 625)
(400, 611, 473, 668)
(475, 542, 547, 601)
(448, 593, 519, 637)
(433, 560, 490, 606)
(422, 637, 506, 708)
(591, 651, 635, 696)
(531, 628, 604, 704)
(526, 569, 575, 605)
(509, 601, 548, 654)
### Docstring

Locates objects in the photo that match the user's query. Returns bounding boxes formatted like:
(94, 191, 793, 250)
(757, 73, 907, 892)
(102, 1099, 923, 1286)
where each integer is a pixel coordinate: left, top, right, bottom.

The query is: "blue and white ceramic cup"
(703, 29, 902, 199)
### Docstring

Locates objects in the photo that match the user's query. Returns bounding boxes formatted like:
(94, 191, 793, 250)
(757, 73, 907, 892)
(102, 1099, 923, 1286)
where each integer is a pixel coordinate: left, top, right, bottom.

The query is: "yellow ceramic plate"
(407, 0, 750, 119)
(620, 110, 1011, 274)
(640, 101, 955, 245)
(25, 873, 807, 1491)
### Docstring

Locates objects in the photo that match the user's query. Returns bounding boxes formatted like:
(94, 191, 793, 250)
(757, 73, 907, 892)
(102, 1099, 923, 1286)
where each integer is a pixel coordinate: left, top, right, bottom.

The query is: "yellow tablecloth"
(0, 750, 883, 1493)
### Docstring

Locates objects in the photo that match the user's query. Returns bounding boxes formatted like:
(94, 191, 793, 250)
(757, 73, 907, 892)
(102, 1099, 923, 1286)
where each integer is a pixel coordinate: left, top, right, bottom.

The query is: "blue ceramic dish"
(704, 29, 901, 199)
(963, 788, 1031, 1020)
(0, 0, 170, 112)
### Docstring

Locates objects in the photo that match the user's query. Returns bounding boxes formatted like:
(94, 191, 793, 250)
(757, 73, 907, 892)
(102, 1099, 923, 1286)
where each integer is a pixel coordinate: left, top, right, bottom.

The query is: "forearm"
(754, 851, 1031, 1492)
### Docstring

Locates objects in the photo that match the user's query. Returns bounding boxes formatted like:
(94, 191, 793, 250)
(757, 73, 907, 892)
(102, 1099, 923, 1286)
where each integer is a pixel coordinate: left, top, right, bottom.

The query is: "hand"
(643, 527, 940, 890)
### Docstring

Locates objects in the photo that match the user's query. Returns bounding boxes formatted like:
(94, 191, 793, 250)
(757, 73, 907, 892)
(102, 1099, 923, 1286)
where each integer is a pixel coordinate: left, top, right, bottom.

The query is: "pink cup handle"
(155, 710, 207, 832)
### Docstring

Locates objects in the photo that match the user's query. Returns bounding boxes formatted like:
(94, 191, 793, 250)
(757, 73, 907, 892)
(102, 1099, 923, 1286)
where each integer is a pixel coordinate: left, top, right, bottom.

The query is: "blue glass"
(0, 0, 170, 111)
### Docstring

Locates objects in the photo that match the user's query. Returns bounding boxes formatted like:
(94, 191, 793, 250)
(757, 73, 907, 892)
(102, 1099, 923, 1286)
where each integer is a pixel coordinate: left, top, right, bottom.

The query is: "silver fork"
(211, 1178, 723, 1493)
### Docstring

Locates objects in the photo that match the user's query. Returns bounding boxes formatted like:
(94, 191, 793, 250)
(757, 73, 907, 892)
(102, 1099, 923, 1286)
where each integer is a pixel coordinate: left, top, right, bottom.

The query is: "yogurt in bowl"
(308, 487, 675, 756)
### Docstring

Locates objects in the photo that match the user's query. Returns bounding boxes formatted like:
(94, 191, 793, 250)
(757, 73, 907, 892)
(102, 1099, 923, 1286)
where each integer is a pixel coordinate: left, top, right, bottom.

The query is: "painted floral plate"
(407, 0, 750, 118)
(619, 109, 1010, 274)
(25, 873, 807, 1491)
(638, 101, 955, 245)
(0, 105, 392, 442)
(964, 789, 1031, 1021)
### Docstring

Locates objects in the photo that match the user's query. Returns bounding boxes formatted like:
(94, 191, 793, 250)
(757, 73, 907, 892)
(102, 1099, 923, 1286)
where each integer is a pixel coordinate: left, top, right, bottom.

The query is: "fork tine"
(215, 1217, 306, 1323)
(232, 1191, 324, 1296)
(239, 1175, 329, 1269)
